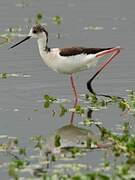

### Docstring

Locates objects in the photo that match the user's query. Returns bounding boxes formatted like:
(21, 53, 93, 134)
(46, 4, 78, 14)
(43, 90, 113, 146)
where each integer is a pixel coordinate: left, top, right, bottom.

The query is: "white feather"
(38, 38, 97, 74)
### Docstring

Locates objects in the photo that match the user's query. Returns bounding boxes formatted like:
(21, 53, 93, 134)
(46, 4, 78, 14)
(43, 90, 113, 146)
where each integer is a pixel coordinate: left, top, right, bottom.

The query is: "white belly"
(39, 48, 97, 74)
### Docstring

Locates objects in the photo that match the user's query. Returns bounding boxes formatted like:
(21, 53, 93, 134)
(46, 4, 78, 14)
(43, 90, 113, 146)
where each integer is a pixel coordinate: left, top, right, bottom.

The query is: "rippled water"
(0, 0, 135, 178)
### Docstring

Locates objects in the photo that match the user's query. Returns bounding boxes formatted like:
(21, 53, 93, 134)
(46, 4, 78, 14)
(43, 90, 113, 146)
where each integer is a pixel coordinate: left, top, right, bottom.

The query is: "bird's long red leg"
(95, 47, 121, 74)
(70, 74, 78, 124)
(87, 47, 122, 97)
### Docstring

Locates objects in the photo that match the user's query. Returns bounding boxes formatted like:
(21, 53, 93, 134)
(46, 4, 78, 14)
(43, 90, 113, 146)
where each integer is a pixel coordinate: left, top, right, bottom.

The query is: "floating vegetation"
(0, 18, 135, 177)
(43, 124, 99, 154)
(0, 25, 24, 48)
(0, 110, 134, 179)
(59, 105, 68, 117)
(0, 35, 12, 47)
(0, 72, 8, 79)
(53, 15, 63, 39)
(42, 90, 135, 126)
(35, 13, 43, 25)
(0, 2, 133, 178)
(0, 72, 31, 79)
(75, 104, 85, 115)
(53, 16, 62, 26)
(43, 94, 57, 108)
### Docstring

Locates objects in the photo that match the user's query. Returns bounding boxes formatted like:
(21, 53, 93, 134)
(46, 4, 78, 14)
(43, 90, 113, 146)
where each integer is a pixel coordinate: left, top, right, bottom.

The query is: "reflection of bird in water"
(42, 124, 114, 157)
(43, 124, 98, 154)
(32, 123, 114, 177)
(10, 24, 121, 123)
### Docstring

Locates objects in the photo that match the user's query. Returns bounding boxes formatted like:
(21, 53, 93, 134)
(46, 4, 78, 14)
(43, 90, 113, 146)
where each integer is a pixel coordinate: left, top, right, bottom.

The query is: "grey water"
(0, 0, 135, 178)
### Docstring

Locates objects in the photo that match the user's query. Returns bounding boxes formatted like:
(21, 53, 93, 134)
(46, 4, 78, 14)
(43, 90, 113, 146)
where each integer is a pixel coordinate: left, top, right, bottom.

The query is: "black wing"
(59, 47, 113, 57)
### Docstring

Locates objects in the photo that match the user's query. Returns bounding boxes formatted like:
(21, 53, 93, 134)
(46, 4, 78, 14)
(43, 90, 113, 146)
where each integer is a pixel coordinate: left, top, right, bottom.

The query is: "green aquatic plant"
(44, 94, 57, 108)
(126, 90, 135, 112)
(53, 16, 62, 26)
(83, 118, 94, 126)
(8, 159, 28, 180)
(43, 94, 68, 118)
(119, 99, 129, 112)
(35, 13, 43, 25)
(0, 25, 23, 48)
(54, 134, 61, 147)
(78, 172, 110, 180)
(51, 154, 56, 162)
(19, 147, 27, 156)
(59, 104, 68, 117)
(70, 147, 80, 158)
(8, 164, 19, 180)
(3, 121, 135, 179)
(75, 104, 85, 115)
(0, 36, 11, 47)
(0, 90, 134, 179)
(86, 93, 109, 109)
(53, 15, 63, 39)
(31, 135, 45, 150)
(1, 72, 8, 79)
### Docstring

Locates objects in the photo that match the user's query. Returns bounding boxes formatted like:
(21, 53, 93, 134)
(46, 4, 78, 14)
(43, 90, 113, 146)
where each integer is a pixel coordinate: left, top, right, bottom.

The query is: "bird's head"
(29, 24, 48, 39)
(9, 24, 48, 49)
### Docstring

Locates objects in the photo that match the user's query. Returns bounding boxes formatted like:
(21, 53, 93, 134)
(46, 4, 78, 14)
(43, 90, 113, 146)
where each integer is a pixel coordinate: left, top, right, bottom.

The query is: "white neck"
(37, 37, 46, 52)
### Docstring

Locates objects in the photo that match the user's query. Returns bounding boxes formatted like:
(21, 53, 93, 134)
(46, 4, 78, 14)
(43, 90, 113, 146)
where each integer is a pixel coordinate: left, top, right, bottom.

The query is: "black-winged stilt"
(9, 24, 121, 123)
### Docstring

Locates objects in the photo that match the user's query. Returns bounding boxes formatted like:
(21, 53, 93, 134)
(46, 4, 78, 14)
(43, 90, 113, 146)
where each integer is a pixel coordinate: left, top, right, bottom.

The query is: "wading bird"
(10, 24, 121, 123)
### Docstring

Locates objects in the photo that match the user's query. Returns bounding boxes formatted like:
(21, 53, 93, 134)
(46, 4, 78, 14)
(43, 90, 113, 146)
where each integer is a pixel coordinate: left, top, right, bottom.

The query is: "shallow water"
(0, 0, 135, 178)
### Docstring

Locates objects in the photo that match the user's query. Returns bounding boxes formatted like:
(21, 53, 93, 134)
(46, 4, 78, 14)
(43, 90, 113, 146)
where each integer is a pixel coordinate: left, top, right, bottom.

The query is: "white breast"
(39, 47, 97, 74)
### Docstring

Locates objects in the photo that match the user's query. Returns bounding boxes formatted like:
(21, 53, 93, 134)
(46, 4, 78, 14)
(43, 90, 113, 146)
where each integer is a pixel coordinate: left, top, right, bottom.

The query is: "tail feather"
(96, 46, 121, 58)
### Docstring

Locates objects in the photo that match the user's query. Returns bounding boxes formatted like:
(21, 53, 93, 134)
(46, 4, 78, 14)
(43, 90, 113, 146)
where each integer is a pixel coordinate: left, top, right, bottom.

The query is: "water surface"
(0, 0, 135, 178)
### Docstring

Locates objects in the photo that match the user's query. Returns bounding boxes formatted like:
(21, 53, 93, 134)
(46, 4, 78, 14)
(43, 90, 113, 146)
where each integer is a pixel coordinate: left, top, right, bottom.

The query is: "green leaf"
(51, 154, 56, 161)
(91, 94, 98, 104)
(119, 100, 127, 111)
(31, 135, 45, 150)
(53, 16, 62, 25)
(104, 160, 110, 167)
(59, 105, 67, 117)
(43, 94, 57, 108)
(54, 134, 61, 147)
(44, 94, 57, 101)
(75, 105, 84, 115)
(83, 118, 94, 126)
(70, 147, 80, 158)
(126, 136, 135, 152)
(36, 13, 43, 20)
(8, 165, 19, 180)
(35, 13, 43, 24)
(122, 122, 130, 135)
(19, 148, 27, 156)
(44, 101, 50, 108)
(1, 72, 8, 79)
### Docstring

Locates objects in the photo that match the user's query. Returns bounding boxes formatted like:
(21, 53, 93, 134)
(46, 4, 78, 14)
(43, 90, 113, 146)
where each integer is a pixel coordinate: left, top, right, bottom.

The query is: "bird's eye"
(33, 30, 37, 34)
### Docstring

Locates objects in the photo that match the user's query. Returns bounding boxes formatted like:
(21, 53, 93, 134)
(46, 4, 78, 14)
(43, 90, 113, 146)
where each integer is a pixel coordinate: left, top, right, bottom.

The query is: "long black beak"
(9, 36, 31, 49)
